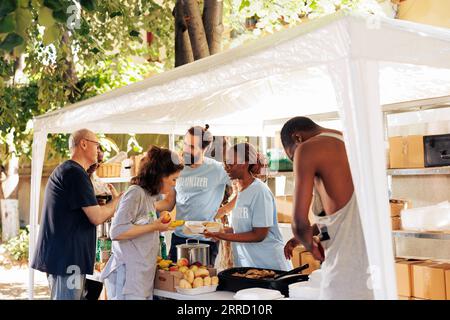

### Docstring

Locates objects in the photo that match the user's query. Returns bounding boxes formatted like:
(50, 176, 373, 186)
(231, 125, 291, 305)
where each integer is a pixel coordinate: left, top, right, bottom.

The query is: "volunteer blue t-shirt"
(174, 157, 229, 240)
(231, 179, 291, 271)
(31, 160, 98, 276)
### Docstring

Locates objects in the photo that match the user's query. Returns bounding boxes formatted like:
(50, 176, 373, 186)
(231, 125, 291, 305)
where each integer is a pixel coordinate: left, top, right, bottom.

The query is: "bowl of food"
(202, 221, 222, 233)
(185, 221, 206, 234)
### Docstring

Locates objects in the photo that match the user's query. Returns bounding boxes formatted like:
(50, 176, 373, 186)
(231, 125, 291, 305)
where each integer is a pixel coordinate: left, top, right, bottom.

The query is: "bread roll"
(203, 276, 212, 286)
(184, 270, 195, 284)
(194, 268, 210, 278)
(179, 279, 192, 289)
(193, 277, 204, 288)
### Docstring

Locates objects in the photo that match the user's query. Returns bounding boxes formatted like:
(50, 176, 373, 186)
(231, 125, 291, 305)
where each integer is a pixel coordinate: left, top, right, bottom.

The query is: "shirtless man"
(281, 117, 373, 300)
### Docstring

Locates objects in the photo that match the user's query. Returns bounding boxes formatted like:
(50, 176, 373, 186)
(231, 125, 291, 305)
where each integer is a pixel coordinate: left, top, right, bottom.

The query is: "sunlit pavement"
(0, 247, 50, 300)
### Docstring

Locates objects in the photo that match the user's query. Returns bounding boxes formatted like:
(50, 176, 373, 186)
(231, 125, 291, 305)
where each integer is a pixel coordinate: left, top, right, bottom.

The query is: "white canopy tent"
(28, 11, 450, 299)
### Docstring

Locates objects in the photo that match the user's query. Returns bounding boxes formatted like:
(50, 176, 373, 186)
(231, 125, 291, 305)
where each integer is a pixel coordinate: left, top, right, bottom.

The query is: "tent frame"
(27, 12, 450, 300)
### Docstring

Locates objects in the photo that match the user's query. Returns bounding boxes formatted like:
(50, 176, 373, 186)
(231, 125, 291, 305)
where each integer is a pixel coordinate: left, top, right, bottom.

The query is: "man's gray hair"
(68, 129, 94, 153)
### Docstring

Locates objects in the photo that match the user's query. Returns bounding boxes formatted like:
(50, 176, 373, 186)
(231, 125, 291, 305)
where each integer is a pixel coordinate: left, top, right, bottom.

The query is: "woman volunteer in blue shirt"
(168, 125, 235, 265)
(204, 143, 291, 271)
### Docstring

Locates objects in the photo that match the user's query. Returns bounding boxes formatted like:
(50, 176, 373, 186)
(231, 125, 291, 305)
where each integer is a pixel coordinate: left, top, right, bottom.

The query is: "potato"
(193, 277, 204, 288)
(203, 276, 211, 286)
(183, 270, 195, 284)
(179, 279, 192, 289)
(194, 268, 210, 278)
(211, 276, 219, 285)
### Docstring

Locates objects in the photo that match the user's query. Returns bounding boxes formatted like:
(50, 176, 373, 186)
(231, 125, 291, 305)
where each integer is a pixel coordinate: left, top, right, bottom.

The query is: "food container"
(176, 239, 210, 266)
(185, 221, 206, 234)
(217, 266, 309, 297)
(203, 221, 222, 233)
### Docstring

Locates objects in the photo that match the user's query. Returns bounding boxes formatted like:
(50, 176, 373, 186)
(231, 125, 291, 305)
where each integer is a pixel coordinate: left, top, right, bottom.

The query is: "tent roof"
(34, 11, 450, 136)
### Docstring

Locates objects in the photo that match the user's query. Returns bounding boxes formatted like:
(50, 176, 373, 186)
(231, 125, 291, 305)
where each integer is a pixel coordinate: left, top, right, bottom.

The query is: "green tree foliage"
(0, 0, 175, 163)
(0, 0, 393, 163)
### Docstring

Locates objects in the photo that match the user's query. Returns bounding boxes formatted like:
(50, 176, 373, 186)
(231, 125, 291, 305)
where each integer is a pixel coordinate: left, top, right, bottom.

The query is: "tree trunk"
(62, 31, 79, 91)
(174, 0, 194, 67)
(202, 0, 223, 55)
(183, 0, 210, 60)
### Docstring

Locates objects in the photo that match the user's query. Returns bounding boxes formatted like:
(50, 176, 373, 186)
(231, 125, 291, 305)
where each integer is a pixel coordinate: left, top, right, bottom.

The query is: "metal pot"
(176, 239, 210, 266)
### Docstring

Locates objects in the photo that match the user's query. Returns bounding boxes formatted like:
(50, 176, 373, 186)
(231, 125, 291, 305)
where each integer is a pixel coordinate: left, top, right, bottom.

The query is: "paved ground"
(0, 246, 50, 300)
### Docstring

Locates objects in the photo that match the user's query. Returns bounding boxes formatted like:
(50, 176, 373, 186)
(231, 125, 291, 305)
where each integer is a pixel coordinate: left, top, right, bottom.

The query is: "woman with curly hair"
(100, 146, 183, 300)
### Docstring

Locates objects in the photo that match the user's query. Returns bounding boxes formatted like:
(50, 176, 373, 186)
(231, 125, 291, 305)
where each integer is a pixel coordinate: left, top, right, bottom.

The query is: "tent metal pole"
(28, 130, 47, 300)
(169, 134, 175, 151)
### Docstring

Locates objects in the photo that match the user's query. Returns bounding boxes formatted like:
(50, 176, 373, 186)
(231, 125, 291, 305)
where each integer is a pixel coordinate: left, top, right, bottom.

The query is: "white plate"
(233, 288, 284, 300)
(175, 285, 218, 295)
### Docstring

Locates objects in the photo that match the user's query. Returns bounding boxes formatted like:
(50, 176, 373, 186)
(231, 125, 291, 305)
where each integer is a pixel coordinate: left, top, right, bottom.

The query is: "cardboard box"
(395, 260, 423, 297)
(398, 295, 411, 300)
(291, 245, 320, 274)
(154, 270, 184, 292)
(391, 217, 402, 230)
(154, 267, 217, 292)
(412, 263, 447, 300)
(389, 136, 424, 169)
(406, 135, 425, 168)
(276, 196, 293, 223)
(445, 269, 450, 300)
(390, 199, 411, 217)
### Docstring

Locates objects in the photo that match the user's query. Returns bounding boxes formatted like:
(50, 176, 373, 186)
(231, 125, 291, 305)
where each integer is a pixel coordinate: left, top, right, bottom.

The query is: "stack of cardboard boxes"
(396, 259, 450, 300)
(390, 199, 410, 231)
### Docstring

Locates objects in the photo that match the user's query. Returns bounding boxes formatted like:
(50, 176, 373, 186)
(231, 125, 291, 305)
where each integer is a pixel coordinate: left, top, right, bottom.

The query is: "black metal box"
(424, 134, 450, 167)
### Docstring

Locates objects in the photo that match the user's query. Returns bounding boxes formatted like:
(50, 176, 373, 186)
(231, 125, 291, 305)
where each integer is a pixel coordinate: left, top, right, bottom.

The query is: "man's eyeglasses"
(83, 138, 101, 149)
